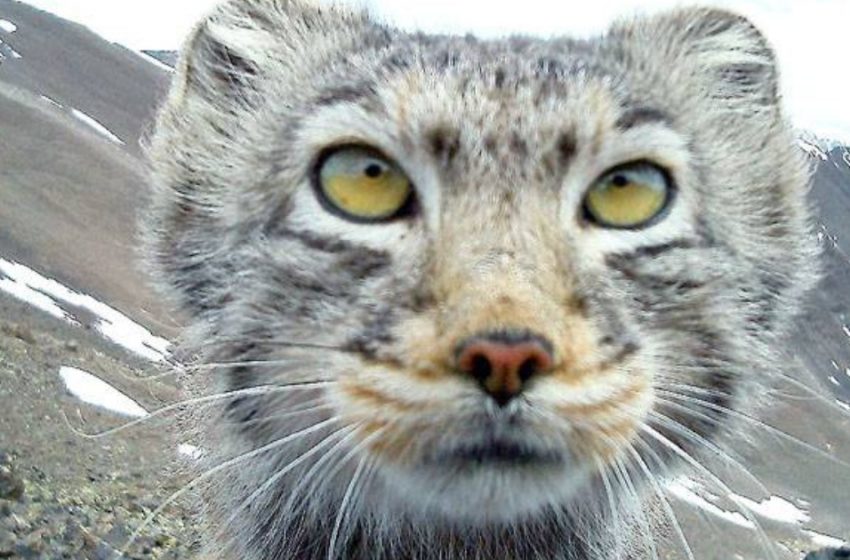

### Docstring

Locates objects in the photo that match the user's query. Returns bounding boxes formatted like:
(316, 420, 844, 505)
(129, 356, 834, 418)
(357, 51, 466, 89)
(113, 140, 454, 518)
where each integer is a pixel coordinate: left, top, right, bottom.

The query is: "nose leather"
(456, 331, 554, 406)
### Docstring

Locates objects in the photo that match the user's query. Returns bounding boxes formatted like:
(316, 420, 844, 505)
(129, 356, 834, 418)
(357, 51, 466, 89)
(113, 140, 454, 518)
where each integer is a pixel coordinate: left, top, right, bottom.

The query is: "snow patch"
(729, 494, 811, 525)
(60, 367, 149, 418)
(797, 138, 828, 161)
(0, 259, 170, 362)
(804, 530, 847, 549)
(0, 40, 22, 60)
(0, 275, 70, 320)
(178, 444, 204, 460)
(134, 50, 175, 73)
(0, 19, 16, 33)
(666, 478, 754, 529)
(60, 368, 205, 460)
(829, 376, 840, 387)
(70, 108, 125, 145)
(669, 478, 845, 543)
(39, 95, 62, 109)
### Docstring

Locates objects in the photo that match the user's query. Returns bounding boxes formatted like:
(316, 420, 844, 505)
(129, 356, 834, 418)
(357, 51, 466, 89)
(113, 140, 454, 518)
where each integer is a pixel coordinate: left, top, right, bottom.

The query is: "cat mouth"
(434, 436, 564, 468)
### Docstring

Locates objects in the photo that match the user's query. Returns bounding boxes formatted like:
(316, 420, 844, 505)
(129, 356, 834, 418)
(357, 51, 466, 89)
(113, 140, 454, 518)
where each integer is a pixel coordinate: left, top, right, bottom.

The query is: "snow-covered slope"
(0, 0, 175, 337)
(0, 0, 169, 154)
(0, 1, 848, 557)
(15, 0, 850, 146)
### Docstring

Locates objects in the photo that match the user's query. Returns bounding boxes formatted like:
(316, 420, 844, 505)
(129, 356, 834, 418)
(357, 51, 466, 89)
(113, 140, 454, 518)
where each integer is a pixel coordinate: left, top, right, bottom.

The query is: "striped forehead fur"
(143, 1, 819, 559)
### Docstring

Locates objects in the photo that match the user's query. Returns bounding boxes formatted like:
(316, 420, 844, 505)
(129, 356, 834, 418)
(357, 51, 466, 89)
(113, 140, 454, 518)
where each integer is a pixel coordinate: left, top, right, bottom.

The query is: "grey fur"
(143, 2, 819, 559)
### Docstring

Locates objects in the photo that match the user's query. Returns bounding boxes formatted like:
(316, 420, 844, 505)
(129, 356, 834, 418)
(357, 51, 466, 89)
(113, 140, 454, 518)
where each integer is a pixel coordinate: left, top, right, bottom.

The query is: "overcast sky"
(18, 0, 850, 143)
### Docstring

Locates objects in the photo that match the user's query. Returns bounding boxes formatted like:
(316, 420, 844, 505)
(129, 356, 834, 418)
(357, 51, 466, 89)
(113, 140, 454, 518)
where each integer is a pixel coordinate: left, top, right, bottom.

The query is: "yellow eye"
(317, 147, 413, 221)
(584, 163, 671, 228)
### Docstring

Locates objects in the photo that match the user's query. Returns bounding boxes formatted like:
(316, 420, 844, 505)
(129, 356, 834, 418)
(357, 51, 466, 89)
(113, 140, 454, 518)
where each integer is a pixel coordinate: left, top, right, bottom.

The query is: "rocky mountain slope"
(0, 0, 175, 338)
(0, 1, 848, 558)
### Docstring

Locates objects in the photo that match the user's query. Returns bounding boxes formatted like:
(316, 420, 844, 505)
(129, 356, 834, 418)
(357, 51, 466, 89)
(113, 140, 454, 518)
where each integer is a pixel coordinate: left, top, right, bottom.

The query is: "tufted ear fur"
(144, 0, 375, 318)
(172, 0, 371, 106)
(612, 8, 780, 111)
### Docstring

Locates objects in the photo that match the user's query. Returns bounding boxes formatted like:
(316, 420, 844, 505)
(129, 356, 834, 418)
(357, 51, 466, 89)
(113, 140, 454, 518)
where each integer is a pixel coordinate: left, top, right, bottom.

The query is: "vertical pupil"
(364, 164, 384, 179)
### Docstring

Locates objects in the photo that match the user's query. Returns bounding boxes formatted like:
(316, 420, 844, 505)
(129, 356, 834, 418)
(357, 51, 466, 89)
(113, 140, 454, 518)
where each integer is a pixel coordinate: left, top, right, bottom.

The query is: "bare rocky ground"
(0, 293, 197, 559)
(0, 279, 848, 559)
(1, 2, 849, 559)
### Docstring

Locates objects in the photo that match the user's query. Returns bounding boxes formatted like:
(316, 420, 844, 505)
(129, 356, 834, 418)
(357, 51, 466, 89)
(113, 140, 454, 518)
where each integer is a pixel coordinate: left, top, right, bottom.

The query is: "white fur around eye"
(288, 185, 417, 251)
(580, 191, 699, 259)
(290, 103, 444, 237)
(560, 124, 700, 259)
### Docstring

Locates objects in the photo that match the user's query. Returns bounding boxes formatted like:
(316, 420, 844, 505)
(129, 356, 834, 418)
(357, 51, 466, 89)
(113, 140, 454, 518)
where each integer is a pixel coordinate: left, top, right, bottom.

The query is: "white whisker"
(640, 423, 779, 560)
(215, 424, 356, 551)
(657, 388, 850, 469)
(328, 455, 368, 560)
(120, 416, 340, 556)
(612, 452, 659, 560)
(628, 436, 696, 560)
(63, 381, 334, 439)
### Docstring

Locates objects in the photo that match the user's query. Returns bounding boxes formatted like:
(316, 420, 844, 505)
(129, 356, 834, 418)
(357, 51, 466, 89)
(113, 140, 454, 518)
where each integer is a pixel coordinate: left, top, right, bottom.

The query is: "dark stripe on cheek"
(608, 260, 708, 294)
(273, 227, 357, 253)
(335, 248, 392, 280)
(226, 396, 260, 424)
(653, 351, 737, 458)
(607, 239, 703, 261)
(345, 310, 399, 360)
(271, 230, 393, 278)
(605, 248, 708, 289)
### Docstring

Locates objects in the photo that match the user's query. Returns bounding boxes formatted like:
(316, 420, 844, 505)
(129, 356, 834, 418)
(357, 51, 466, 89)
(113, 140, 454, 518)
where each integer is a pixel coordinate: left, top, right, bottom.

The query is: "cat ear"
(615, 8, 780, 110)
(173, 0, 368, 104)
(147, 1, 375, 317)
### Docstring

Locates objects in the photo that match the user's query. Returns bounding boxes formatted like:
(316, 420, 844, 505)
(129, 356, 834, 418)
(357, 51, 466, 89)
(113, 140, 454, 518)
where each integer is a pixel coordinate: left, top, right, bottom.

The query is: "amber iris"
(318, 147, 412, 221)
(585, 163, 670, 228)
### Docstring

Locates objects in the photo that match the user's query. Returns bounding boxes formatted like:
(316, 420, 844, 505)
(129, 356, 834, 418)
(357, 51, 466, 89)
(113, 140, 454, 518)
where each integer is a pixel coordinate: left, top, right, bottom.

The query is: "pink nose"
(456, 331, 555, 406)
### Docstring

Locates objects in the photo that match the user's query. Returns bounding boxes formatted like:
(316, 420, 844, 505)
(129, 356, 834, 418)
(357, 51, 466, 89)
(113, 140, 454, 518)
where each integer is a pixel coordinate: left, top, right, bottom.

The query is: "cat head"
(145, 0, 817, 527)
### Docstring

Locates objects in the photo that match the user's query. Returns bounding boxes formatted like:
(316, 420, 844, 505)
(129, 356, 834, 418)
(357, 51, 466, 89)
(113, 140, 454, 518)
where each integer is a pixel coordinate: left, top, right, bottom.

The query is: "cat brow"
(313, 82, 377, 109)
(615, 106, 672, 131)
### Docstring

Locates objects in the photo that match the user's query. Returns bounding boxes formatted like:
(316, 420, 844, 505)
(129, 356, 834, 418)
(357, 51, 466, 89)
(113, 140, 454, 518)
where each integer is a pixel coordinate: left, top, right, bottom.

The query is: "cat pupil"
(612, 174, 630, 188)
(365, 163, 384, 178)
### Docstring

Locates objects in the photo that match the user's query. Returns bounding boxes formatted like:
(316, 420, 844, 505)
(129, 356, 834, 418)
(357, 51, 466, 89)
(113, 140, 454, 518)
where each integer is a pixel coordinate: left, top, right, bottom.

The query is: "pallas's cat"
(144, 1, 818, 558)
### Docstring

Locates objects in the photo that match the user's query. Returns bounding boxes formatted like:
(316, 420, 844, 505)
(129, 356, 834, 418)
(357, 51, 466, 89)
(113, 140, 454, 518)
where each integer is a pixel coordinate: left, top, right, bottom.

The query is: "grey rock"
(0, 465, 24, 503)
(805, 548, 850, 560)
(0, 528, 15, 558)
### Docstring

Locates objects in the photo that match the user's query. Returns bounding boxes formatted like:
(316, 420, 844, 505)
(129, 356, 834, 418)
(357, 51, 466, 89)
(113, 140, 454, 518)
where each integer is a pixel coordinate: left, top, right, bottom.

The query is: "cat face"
(274, 69, 692, 521)
(145, 0, 816, 541)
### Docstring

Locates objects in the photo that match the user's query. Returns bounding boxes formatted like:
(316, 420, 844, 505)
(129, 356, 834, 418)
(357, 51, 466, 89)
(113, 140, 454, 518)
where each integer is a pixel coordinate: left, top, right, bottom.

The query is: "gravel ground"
(0, 276, 846, 560)
(0, 293, 197, 559)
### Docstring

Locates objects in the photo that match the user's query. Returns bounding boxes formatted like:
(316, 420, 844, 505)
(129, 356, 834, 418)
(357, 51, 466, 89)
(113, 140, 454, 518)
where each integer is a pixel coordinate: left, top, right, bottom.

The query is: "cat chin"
(375, 460, 593, 524)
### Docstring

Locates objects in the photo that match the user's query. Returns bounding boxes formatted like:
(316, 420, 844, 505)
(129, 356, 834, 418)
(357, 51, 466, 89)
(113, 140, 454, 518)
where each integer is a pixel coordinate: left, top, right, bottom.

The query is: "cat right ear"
(180, 22, 259, 100)
(171, 1, 275, 107)
(172, 0, 372, 106)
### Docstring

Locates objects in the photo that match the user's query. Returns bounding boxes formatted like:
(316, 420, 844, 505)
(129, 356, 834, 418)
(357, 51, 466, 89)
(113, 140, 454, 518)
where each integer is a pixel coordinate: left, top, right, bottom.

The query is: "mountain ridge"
(0, 1, 848, 557)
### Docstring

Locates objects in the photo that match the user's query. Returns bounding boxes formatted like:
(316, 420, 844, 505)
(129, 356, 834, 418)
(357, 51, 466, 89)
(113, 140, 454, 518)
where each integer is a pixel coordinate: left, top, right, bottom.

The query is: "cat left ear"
(615, 8, 780, 110)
